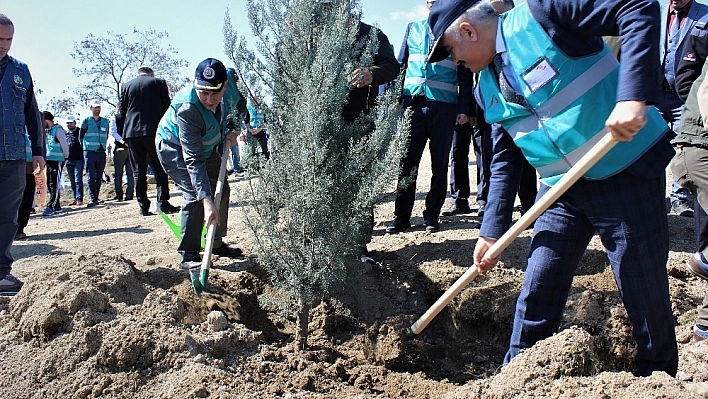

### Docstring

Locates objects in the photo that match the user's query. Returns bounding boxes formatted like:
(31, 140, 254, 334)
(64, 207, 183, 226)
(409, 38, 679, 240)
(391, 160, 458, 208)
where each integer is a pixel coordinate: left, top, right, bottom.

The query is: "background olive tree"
(69, 28, 190, 108)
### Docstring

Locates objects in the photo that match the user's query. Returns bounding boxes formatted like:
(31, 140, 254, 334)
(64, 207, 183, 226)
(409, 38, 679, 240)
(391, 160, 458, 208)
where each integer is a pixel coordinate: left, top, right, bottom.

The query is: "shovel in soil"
(406, 132, 618, 338)
(191, 144, 231, 295)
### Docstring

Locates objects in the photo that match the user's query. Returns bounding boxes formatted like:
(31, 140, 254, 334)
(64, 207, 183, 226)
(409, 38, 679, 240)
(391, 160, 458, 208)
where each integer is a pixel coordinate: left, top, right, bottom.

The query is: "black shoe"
(86, 201, 99, 208)
(112, 196, 123, 202)
(140, 210, 156, 216)
(212, 244, 243, 258)
(424, 218, 440, 233)
(386, 218, 411, 234)
(0, 273, 23, 296)
(441, 201, 472, 216)
(14, 230, 27, 240)
(672, 200, 694, 217)
(124, 196, 133, 201)
(160, 203, 181, 214)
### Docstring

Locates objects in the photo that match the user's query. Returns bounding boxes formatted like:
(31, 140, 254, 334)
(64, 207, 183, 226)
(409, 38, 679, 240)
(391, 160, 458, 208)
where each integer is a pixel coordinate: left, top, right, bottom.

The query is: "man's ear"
(459, 21, 477, 41)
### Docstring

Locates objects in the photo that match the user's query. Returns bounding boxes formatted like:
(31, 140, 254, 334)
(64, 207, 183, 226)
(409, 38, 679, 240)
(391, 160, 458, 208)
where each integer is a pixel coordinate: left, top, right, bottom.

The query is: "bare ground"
(1, 152, 708, 398)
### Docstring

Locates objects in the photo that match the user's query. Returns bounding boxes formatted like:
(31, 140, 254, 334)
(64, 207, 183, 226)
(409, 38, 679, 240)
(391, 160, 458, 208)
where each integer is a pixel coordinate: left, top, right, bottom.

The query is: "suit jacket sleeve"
(160, 79, 171, 113)
(528, 0, 661, 104)
(479, 124, 524, 239)
(371, 28, 399, 86)
(456, 66, 474, 116)
(676, 26, 708, 102)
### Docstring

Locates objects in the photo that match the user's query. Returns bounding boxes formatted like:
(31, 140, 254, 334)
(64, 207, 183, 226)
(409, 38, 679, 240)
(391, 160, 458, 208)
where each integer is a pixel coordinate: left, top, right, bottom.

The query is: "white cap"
(89, 99, 102, 108)
(66, 115, 76, 123)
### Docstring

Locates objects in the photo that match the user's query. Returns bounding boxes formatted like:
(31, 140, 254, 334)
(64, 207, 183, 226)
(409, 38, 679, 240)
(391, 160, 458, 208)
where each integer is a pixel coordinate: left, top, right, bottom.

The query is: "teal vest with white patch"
(478, 3, 668, 186)
(402, 20, 459, 104)
(46, 124, 64, 161)
(158, 87, 222, 157)
(81, 117, 109, 151)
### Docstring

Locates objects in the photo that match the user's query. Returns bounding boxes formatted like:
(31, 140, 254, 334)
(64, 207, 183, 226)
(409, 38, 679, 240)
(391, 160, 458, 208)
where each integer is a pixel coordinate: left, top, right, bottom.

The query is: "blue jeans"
(0, 160, 25, 278)
(504, 171, 678, 377)
(84, 150, 106, 203)
(65, 159, 84, 201)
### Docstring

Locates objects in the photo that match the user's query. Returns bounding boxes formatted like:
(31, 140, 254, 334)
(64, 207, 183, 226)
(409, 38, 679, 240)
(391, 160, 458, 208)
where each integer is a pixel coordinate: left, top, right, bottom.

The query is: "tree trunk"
(296, 298, 310, 351)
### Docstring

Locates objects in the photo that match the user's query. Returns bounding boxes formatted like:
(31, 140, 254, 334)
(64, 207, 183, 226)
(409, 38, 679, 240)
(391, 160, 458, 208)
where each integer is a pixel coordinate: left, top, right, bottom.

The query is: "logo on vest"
(683, 52, 697, 62)
(13, 75, 23, 85)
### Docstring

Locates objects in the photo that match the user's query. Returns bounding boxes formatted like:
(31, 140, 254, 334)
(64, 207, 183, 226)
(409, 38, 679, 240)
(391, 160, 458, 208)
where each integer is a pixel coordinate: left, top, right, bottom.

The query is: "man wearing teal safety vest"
(41, 111, 69, 216)
(428, 0, 678, 377)
(386, 0, 474, 234)
(80, 99, 109, 208)
(156, 58, 243, 268)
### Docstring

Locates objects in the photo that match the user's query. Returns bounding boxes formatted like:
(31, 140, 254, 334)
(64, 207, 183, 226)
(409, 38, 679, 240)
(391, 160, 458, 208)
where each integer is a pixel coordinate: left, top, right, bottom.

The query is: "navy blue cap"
(194, 58, 227, 92)
(428, 0, 480, 63)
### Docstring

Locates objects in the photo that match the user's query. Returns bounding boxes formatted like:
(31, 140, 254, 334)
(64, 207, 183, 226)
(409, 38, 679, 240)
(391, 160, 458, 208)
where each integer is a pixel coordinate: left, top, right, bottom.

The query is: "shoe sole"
(686, 258, 708, 282)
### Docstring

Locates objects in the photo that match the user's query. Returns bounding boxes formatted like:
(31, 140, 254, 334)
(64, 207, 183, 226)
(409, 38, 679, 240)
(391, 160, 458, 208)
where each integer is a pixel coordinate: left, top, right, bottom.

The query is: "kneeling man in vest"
(428, 0, 678, 377)
(156, 58, 243, 267)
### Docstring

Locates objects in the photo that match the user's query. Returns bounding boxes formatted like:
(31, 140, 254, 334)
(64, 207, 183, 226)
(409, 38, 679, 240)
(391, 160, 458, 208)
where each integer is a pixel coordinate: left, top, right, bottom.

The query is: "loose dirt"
(2, 153, 707, 398)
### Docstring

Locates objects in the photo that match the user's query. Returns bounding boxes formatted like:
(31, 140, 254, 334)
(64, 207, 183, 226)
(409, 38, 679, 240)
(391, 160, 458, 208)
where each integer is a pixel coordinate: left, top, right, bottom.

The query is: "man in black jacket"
(120, 66, 179, 216)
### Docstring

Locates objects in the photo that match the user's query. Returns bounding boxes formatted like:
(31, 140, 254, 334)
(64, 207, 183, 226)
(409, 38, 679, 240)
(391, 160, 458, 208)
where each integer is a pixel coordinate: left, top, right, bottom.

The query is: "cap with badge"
(194, 58, 227, 92)
(428, 0, 480, 63)
(89, 99, 102, 108)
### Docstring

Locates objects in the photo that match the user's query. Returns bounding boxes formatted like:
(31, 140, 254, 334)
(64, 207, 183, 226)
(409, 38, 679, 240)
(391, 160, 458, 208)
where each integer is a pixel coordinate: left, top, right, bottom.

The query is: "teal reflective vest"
(158, 86, 222, 157)
(478, 3, 668, 186)
(81, 116, 109, 151)
(402, 20, 459, 104)
(247, 103, 265, 130)
(45, 124, 64, 161)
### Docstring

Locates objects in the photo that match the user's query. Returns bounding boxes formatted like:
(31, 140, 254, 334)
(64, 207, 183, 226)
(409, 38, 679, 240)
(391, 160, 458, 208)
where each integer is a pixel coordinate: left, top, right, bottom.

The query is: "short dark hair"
(137, 66, 154, 75)
(0, 14, 14, 29)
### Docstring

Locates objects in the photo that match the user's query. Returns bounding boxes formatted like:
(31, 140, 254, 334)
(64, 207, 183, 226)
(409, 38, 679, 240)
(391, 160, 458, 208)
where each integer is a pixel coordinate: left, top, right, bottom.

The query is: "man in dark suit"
(659, 0, 708, 217)
(119, 66, 179, 216)
(428, 0, 677, 377)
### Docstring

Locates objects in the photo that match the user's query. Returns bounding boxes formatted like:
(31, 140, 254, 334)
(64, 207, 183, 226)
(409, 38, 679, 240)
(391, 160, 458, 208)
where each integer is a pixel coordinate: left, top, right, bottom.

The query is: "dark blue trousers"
(504, 171, 678, 377)
(394, 100, 456, 221)
(0, 160, 25, 278)
(449, 122, 472, 202)
(473, 122, 493, 206)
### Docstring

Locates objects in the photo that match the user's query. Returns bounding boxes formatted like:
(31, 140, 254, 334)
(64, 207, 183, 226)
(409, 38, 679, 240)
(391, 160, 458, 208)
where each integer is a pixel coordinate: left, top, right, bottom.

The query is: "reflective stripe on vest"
(479, 3, 668, 186)
(402, 20, 459, 104)
(158, 86, 223, 157)
(46, 124, 64, 161)
(81, 117, 109, 151)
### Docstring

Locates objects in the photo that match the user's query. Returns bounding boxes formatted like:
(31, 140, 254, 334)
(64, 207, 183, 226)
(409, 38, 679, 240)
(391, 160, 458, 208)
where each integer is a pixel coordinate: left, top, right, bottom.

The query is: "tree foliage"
(71, 28, 190, 108)
(224, 0, 409, 345)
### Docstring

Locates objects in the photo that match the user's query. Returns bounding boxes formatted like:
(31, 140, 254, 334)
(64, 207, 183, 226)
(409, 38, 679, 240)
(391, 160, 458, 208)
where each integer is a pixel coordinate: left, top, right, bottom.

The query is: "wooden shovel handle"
(408, 133, 617, 336)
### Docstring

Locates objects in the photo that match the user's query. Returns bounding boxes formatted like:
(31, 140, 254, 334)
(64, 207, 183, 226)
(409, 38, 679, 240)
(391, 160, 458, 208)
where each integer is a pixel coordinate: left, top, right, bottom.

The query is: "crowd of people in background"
(3, 0, 708, 380)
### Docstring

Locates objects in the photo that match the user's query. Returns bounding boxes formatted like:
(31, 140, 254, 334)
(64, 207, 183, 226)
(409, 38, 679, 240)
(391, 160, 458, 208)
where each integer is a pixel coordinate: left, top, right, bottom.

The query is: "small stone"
(207, 310, 229, 332)
(145, 256, 156, 265)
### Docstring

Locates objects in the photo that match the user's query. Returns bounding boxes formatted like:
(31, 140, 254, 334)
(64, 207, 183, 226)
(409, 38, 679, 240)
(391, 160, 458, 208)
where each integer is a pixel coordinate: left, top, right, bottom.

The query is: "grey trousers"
(156, 140, 229, 262)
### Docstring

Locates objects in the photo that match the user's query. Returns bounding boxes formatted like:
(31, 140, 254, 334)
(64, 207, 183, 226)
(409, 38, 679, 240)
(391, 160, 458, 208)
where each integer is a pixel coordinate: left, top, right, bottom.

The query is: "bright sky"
(3, 0, 430, 116)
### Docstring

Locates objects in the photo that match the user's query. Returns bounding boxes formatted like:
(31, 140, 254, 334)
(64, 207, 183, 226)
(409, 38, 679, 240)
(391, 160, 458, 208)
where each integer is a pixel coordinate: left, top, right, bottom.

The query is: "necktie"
(492, 54, 529, 108)
(670, 9, 683, 39)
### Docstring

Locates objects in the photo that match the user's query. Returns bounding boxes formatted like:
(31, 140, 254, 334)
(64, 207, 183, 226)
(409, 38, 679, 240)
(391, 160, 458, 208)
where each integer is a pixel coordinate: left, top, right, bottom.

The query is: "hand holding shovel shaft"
(407, 133, 618, 336)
